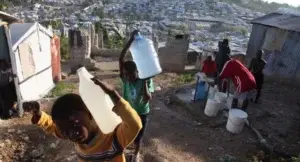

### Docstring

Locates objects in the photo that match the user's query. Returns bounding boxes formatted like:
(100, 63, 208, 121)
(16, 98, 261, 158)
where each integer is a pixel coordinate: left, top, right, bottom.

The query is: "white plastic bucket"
(215, 92, 227, 103)
(226, 109, 248, 133)
(204, 99, 222, 117)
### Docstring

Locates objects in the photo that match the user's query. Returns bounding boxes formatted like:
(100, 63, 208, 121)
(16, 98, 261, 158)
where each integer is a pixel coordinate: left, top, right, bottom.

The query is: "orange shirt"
(36, 98, 142, 162)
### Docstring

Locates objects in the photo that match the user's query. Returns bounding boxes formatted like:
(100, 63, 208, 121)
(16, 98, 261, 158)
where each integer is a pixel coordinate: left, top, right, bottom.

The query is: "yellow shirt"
(36, 98, 142, 162)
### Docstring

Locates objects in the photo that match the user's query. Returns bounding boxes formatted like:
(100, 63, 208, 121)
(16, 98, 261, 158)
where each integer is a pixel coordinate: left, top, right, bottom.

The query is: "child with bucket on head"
(23, 79, 142, 162)
(218, 56, 256, 111)
(119, 30, 154, 161)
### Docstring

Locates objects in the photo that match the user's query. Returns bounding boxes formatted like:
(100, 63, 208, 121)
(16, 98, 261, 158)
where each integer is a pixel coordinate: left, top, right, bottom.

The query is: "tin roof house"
(0, 12, 57, 116)
(246, 12, 300, 79)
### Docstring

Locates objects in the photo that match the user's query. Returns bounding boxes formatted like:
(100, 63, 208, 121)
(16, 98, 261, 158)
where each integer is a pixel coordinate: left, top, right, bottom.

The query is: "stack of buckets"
(204, 86, 248, 134)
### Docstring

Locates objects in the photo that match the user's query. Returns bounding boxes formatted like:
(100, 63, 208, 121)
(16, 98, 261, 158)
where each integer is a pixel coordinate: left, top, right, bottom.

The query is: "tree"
(177, 24, 188, 32)
(92, 7, 105, 19)
(0, 4, 7, 10)
(49, 20, 63, 29)
(60, 36, 69, 60)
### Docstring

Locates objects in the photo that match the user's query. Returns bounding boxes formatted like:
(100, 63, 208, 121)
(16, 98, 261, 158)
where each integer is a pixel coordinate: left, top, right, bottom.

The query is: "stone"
(61, 72, 68, 79)
(50, 143, 56, 149)
(0, 143, 4, 148)
(7, 129, 15, 133)
(23, 136, 29, 141)
(5, 139, 11, 145)
(31, 148, 45, 158)
(155, 86, 162, 91)
(17, 130, 22, 134)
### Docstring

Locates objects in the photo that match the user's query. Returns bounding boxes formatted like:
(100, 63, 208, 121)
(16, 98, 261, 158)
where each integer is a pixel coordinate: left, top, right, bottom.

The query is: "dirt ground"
(0, 56, 300, 162)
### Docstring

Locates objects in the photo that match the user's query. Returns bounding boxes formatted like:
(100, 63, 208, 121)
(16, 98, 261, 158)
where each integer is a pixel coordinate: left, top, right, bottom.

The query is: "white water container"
(77, 67, 122, 134)
(226, 109, 248, 134)
(129, 34, 162, 79)
(215, 92, 228, 103)
(204, 99, 222, 117)
(208, 86, 216, 99)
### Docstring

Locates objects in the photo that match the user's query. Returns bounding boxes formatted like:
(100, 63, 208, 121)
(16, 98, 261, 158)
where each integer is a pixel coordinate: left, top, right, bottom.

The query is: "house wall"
(275, 31, 300, 78)
(14, 29, 54, 100)
(246, 24, 268, 59)
(158, 35, 189, 72)
(69, 29, 93, 73)
(248, 24, 300, 79)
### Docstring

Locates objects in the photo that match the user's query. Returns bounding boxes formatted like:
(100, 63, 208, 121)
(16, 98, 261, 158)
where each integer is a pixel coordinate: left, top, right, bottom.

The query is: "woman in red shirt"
(202, 56, 217, 78)
(219, 58, 256, 110)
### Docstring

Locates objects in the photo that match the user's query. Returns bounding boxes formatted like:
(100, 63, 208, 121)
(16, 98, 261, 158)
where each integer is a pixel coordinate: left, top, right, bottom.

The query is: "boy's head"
(123, 60, 138, 82)
(51, 94, 98, 144)
(222, 39, 229, 46)
(206, 56, 212, 61)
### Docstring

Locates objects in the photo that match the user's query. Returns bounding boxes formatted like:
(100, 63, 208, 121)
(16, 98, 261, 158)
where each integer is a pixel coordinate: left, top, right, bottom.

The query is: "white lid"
(230, 109, 248, 119)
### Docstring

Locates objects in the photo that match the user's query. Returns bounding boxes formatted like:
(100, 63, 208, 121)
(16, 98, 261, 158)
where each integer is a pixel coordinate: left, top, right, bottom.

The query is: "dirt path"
(1, 58, 300, 162)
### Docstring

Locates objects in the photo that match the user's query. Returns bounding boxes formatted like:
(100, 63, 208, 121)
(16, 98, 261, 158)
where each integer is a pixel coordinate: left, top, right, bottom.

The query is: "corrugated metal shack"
(247, 12, 300, 79)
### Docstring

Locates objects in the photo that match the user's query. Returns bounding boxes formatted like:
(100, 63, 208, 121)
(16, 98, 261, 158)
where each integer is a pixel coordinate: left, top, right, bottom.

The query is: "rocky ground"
(0, 57, 300, 162)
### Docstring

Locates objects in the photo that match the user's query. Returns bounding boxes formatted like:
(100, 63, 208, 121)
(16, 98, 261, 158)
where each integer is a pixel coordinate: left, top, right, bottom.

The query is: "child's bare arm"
(143, 79, 152, 102)
(23, 102, 65, 139)
(119, 30, 139, 78)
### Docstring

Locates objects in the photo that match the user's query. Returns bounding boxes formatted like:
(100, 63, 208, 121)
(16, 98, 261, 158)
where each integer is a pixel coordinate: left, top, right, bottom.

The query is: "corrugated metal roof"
(251, 13, 300, 32)
(10, 23, 36, 47)
(9, 23, 53, 50)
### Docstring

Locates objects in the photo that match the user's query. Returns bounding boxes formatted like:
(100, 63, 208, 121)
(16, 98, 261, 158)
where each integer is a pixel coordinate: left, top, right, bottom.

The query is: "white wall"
(14, 29, 54, 101)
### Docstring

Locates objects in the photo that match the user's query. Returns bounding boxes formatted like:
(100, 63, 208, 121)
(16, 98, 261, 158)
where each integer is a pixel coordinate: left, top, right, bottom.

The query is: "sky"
(264, 0, 300, 7)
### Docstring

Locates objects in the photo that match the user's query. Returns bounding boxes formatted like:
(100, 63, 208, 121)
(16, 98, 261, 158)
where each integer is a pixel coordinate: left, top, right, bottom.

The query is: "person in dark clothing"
(0, 60, 17, 119)
(249, 49, 266, 103)
(215, 39, 231, 92)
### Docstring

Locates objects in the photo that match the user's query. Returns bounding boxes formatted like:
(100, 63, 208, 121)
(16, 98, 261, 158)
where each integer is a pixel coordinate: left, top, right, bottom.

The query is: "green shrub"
(175, 73, 195, 85)
(292, 157, 300, 162)
(48, 82, 76, 97)
(107, 34, 125, 49)
(60, 36, 69, 60)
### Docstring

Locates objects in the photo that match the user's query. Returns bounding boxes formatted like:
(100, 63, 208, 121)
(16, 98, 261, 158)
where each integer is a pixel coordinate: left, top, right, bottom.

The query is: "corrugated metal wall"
(276, 31, 300, 77)
(247, 24, 300, 80)
(246, 24, 268, 59)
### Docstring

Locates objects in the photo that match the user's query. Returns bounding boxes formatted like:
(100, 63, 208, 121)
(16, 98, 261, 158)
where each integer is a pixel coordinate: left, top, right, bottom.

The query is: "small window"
(175, 35, 183, 39)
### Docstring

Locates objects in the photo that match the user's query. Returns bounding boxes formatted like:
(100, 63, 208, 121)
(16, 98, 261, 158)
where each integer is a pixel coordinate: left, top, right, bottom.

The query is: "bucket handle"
(228, 117, 247, 127)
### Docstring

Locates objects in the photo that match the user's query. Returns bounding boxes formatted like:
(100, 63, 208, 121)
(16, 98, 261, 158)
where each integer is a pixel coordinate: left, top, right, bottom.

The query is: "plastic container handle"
(134, 33, 143, 40)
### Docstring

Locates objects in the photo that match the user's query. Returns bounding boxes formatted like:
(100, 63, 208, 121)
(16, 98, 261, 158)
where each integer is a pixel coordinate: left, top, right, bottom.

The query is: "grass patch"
(48, 82, 77, 97)
(174, 73, 195, 85)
